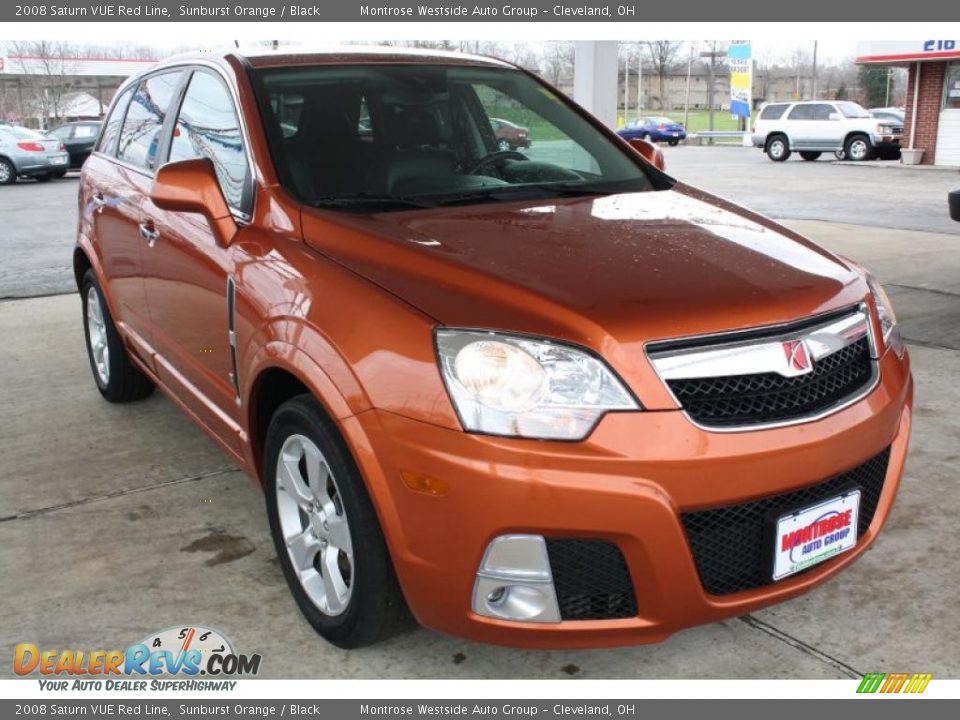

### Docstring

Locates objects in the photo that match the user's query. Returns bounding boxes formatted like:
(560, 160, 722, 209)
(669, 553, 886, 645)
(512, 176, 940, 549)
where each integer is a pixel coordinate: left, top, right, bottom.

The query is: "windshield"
(836, 102, 871, 119)
(252, 64, 662, 211)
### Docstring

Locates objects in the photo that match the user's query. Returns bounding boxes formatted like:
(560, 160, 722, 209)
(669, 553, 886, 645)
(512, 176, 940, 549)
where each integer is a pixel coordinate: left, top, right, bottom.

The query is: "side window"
(97, 86, 134, 155)
(170, 71, 249, 213)
(49, 126, 72, 140)
(787, 104, 813, 121)
(760, 104, 787, 120)
(117, 71, 184, 171)
(811, 104, 835, 121)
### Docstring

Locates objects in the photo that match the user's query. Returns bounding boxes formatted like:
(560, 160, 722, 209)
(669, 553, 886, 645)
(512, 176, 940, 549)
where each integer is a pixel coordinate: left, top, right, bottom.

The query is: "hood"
(300, 185, 866, 349)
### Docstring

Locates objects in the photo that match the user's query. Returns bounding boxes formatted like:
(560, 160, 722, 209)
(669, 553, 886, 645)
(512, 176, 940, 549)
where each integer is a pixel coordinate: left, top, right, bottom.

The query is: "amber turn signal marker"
(401, 470, 449, 497)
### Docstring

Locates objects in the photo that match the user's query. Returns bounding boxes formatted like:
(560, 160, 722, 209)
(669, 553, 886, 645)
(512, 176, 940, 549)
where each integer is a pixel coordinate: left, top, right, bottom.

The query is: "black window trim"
(93, 83, 135, 158)
(168, 66, 254, 220)
(91, 59, 256, 224)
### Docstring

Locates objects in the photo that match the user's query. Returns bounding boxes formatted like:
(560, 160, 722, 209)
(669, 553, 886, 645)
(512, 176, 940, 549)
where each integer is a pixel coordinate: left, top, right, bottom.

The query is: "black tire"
(0, 157, 15, 185)
(766, 135, 790, 161)
(668, 139, 680, 146)
(34, 173, 52, 183)
(834, 150, 845, 160)
(81, 269, 155, 403)
(800, 151, 822, 161)
(264, 394, 409, 648)
(53, 170, 67, 179)
(844, 134, 874, 162)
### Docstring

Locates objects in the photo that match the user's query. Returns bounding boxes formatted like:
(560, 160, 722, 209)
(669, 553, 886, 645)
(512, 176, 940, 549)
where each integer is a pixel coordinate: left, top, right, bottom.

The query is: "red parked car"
(490, 117, 531, 151)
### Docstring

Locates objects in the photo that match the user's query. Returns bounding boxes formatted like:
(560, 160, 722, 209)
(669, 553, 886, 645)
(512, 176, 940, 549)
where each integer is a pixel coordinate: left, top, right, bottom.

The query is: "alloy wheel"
(86, 286, 110, 386)
(275, 434, 354, 616)
(0, 162, 12, 184)
(849, 139, 869, 161)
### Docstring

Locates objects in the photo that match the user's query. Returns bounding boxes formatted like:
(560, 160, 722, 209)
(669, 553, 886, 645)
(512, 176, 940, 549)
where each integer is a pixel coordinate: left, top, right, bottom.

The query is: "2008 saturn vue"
(75, 47, 912, 648)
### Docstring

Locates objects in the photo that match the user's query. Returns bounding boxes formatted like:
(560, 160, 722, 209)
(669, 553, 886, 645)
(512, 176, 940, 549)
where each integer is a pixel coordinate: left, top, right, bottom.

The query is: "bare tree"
(644, 41, 683, 110)
(8, 40, 80, 128)
(539, 41, 574, 88)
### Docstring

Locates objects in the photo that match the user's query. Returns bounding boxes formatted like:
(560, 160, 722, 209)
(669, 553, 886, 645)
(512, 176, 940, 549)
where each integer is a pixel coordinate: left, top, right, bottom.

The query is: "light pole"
(700, 42, 725, 139)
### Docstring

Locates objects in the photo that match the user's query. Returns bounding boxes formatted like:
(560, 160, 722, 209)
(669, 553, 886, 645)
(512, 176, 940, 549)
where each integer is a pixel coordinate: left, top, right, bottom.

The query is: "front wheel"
(668, 139, 680, 146)
(766, 136, 790, 161)
(81, 270, 155, 402)
(800, 151, 822, 161)
(844, 135, 874, 161)
(264, 395, 409, 648)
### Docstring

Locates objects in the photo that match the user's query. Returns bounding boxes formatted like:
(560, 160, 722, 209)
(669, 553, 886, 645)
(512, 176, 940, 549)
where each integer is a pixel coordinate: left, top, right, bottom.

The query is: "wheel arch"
(243, 340, 369, 484)
(765, 131, 791, 150)
(843, 130, 873, 147)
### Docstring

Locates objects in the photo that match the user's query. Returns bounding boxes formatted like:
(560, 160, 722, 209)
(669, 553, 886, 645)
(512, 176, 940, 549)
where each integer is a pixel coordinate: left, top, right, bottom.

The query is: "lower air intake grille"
(680, 447, 891, 596)
(544, 539, 637, 621)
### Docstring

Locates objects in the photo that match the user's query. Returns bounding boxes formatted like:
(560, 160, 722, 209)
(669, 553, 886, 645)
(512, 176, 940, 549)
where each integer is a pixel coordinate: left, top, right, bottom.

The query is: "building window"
(943, 64, 960, 110)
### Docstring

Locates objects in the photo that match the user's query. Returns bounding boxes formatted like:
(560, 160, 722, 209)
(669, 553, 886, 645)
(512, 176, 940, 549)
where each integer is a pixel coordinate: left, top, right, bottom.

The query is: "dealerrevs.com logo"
(14, 625, 261, 691)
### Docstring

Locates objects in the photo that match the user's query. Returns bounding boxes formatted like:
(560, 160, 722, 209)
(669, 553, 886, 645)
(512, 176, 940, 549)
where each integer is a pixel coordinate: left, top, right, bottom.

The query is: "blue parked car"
(618, 116, 687, 145)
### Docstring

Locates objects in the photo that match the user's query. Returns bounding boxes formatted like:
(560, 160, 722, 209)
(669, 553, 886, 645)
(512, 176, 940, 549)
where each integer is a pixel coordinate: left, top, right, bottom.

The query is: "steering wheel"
(466, 150, 527, 175)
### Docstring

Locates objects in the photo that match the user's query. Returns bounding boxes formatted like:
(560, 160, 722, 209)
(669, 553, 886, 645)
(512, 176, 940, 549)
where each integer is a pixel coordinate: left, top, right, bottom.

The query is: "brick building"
(857, 41, 960, 166)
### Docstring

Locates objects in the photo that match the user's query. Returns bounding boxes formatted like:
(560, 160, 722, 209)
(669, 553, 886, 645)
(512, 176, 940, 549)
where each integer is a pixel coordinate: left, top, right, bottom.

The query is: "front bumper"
(14, 153, 69, 176)
(346, 347, 912, 648)
(872, 134, 902, 149)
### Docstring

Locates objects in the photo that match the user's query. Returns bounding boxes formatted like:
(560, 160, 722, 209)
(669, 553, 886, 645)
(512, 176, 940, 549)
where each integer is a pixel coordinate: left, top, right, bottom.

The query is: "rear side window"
(117, 70, 184, 172)
(787, 104, 813, 120)
(97, 87, 134, 154)
(810, 103, 836, 120)
(169, 71, 249, 213)
(759, 104, 788, 120)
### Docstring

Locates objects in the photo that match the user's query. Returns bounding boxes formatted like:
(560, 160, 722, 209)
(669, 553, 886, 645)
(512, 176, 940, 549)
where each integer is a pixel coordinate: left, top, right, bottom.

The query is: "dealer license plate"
(772, 490, 860, 581)
(51, 156, 67, 165)
(672, 132, 679, 136)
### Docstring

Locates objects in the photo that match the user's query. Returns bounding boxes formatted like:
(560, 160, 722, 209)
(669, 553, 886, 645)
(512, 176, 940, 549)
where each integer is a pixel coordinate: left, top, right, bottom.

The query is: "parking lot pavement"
(1, 221, 957, 679)
(0, 174, 80, 299)
(666, 145, 960, 236)
(1, 151, 957, 300)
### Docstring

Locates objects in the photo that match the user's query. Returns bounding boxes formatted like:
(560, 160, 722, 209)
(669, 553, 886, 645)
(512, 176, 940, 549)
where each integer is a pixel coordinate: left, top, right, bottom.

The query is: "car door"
(84, 83, 156, 363)
(811, 103, 843, 149)
(784, 104, 815, 148)
(140, 68, 253, 451)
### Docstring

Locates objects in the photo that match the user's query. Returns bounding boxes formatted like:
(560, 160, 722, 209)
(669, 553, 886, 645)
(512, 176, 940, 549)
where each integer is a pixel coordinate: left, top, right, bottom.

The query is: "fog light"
(471, 535, 560, 623)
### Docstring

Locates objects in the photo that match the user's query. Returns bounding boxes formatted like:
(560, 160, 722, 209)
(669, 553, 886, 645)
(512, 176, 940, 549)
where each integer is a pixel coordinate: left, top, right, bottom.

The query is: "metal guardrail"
(690, 131, 748, 145)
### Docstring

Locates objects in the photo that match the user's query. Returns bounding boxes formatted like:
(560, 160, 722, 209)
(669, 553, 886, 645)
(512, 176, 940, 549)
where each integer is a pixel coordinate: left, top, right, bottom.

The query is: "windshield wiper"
(308, 193, 437, 211)
(428, 181, 647, 207)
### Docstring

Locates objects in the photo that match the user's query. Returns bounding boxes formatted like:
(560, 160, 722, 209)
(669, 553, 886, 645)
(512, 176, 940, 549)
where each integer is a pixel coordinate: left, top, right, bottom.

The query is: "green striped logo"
(857, 673, 886, 693)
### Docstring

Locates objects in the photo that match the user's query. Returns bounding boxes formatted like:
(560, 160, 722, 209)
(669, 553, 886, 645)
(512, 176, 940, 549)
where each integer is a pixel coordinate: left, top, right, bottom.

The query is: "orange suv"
(75, 48, 912, 649)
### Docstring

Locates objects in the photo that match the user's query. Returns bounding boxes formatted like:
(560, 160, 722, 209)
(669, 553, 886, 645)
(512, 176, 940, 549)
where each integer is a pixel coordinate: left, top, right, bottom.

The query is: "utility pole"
(700, 42, 725, 140)
(885, 67, 892, 106)
(811, 40, 819, 98)
(637, 51, 643, 118)
(683, 43, 694, 129)
(622, 50, 629, 126)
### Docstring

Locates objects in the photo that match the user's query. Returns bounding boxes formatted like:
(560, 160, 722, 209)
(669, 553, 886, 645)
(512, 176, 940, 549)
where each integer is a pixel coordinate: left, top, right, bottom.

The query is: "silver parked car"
(752, 101, 903, 162)
(0, 125, 70, 184)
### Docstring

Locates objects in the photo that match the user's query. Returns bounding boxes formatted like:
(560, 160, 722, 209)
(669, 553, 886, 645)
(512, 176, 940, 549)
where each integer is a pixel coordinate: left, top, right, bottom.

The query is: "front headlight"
(867, 274, 904, 356)
(436, 330, 639, 440)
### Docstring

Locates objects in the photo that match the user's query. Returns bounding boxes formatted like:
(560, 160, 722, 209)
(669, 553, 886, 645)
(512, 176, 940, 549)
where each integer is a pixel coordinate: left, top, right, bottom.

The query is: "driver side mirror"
(626, 137, 666, 171)
(150, 158, 238, 247)
(950, 189, 960, 222)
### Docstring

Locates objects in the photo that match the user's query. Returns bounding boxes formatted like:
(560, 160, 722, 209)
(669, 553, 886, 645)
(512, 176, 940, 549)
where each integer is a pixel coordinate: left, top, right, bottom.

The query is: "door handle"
(92, 194, 106, 211)
(138, 222, 160, 246)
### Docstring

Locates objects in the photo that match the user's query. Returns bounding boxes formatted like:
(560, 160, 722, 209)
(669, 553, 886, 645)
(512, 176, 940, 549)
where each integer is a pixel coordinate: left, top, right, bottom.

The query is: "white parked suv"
(752, 100, 903, 162)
